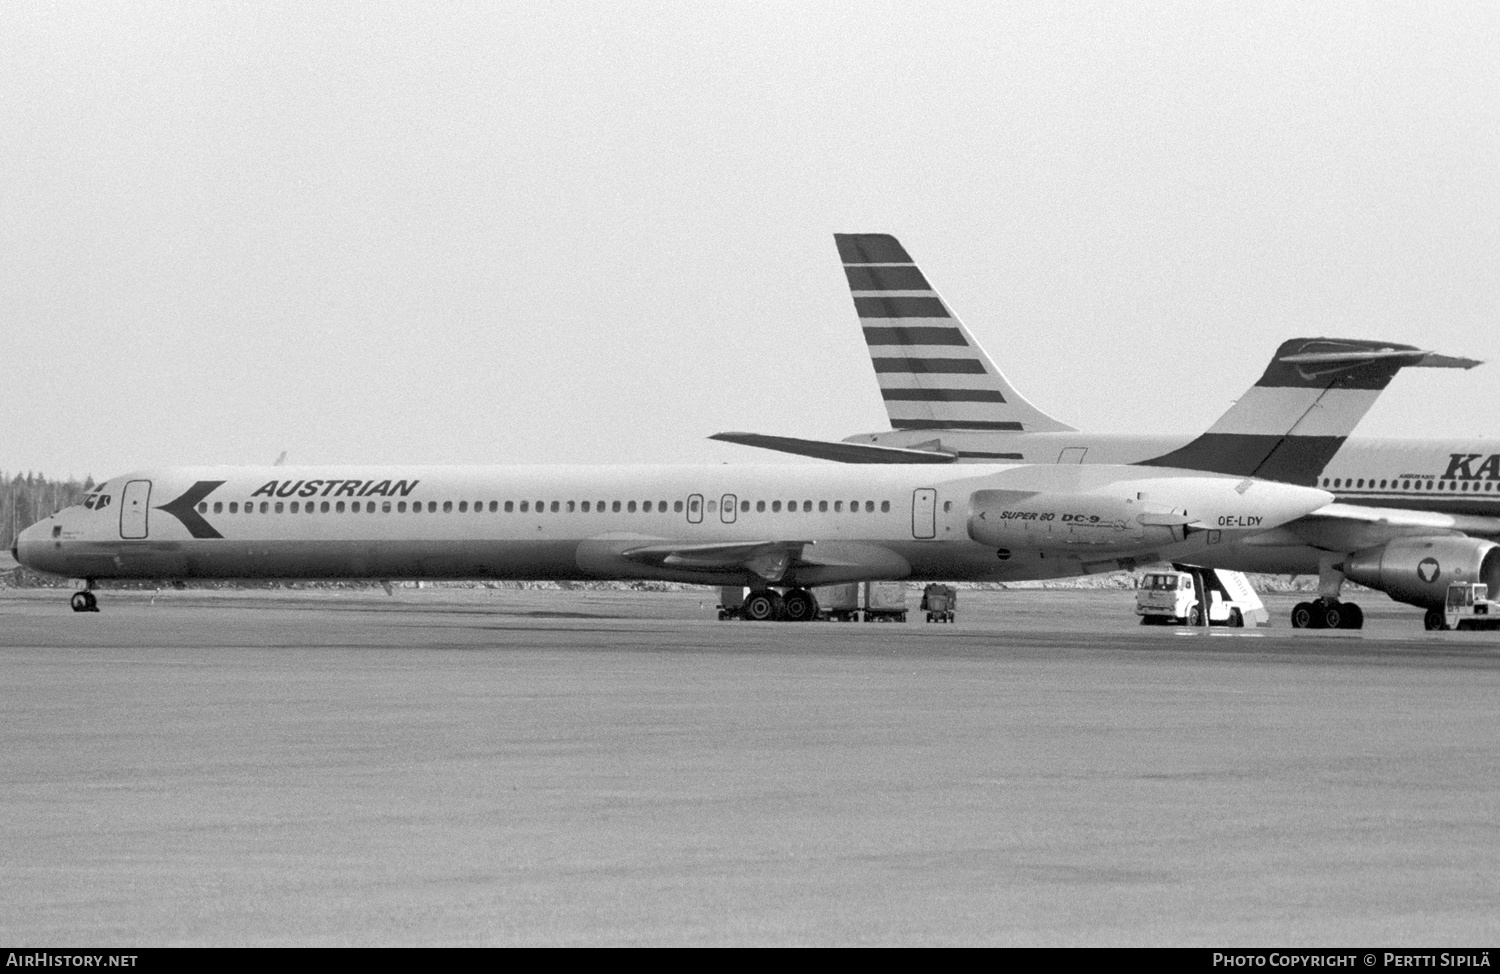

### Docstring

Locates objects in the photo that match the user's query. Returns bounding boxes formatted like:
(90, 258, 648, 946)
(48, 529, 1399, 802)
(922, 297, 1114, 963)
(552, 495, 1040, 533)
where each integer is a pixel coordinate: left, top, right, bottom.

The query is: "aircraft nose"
(13, 520, 45, 570)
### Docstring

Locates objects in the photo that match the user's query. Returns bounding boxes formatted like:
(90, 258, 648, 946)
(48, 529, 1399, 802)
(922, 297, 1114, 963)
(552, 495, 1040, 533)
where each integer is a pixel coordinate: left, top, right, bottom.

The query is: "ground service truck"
(1136, 567, 1267, 628)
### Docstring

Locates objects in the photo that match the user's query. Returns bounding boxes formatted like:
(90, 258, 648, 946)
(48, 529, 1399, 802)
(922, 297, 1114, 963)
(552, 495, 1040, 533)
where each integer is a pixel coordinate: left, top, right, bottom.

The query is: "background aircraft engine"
(967, 490, 1179, 551)
(1339, 537, 1500, 608)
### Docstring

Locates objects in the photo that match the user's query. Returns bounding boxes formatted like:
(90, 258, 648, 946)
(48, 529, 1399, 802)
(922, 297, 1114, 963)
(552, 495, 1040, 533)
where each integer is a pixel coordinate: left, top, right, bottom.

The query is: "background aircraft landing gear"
(780, 589, 819, 622)
(742, 589, 785, 622)
(1291, 598, 1363, 630)
(70, 590, 98, 613)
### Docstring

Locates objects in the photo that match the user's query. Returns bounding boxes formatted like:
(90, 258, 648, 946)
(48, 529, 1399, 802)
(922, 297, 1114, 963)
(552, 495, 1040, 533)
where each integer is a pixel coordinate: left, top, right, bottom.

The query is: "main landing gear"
(70, 586, 99, 613)
(737, 588, 819, 622)
(1290, 597, 1363, 630)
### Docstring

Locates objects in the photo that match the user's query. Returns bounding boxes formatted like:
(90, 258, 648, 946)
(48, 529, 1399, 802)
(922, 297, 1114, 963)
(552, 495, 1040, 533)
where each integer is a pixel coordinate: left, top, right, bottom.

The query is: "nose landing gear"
(69, 581, 99, 613)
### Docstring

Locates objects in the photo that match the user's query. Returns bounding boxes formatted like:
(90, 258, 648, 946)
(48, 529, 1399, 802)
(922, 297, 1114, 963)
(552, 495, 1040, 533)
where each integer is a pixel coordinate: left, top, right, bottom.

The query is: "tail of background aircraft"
(1141, 338, 1479, 484)
(835, 233, 1076, 434)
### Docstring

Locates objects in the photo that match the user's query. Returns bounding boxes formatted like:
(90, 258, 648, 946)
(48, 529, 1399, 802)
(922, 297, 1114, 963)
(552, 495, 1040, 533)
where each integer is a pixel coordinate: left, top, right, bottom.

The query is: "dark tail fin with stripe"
(1140, 338, 1480, 484)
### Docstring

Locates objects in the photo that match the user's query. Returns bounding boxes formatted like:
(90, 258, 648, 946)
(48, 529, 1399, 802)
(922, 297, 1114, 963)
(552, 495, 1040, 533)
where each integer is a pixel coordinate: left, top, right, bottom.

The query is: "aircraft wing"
(620, 540, 815, 580)
(1301, 503, 1500, 534)
(576, 536, 912, 585)
(1264, 502, 1500, 552)
(710, 432, 957, 464)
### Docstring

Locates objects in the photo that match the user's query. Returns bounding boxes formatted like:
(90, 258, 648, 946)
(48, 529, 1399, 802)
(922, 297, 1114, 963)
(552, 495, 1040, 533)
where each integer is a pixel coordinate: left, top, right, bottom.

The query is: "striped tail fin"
(1141, 338, 1480, 484)
(835, 233, 1076, 434)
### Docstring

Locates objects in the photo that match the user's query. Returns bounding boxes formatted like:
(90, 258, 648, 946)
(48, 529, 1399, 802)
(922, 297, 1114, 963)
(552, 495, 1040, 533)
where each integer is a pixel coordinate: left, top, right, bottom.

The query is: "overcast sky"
(4, 1, 1497, 479)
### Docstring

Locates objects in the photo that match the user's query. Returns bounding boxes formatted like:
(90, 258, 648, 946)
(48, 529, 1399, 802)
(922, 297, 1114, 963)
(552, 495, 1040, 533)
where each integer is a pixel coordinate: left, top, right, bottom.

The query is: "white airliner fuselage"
(16, 463, 1331, 591)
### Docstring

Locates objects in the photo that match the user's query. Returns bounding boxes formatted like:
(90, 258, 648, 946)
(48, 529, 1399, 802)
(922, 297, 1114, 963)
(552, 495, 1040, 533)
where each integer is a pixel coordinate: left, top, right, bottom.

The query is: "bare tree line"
(2, 471, 96, 551)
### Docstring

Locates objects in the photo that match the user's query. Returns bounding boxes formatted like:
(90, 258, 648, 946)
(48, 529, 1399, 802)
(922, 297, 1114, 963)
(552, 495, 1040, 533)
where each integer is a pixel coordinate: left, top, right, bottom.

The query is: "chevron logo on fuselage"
(156, 481, 225, 539)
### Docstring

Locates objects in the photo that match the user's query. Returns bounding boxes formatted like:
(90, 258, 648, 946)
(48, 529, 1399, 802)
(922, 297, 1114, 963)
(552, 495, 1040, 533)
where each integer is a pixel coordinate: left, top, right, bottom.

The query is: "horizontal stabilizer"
(1278, 349, 1481, 370)
(710, 432, 957, 464)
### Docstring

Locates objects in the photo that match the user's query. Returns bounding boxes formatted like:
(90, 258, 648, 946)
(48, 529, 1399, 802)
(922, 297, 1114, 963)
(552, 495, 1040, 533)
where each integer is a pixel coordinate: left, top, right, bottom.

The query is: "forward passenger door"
(120, 480, 151, 539)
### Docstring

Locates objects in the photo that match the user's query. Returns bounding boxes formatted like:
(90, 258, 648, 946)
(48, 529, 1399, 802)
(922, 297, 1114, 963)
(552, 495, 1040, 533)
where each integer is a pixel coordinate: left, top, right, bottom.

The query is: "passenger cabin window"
(674, 500, 683, 513)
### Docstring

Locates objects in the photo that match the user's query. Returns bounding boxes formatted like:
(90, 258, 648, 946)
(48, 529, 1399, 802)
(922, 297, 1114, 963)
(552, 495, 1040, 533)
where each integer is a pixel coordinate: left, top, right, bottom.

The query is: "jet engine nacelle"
(1340, 536, 1500, 608)
(968, 490, 1179, 551)
(966, 475, 1333, 555)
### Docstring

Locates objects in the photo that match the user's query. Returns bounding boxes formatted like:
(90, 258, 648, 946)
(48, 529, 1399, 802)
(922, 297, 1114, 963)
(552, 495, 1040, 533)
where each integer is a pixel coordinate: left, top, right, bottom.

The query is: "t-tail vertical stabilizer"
(1140, 338, 1480, 485)
(835, 233, 1076, 434)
